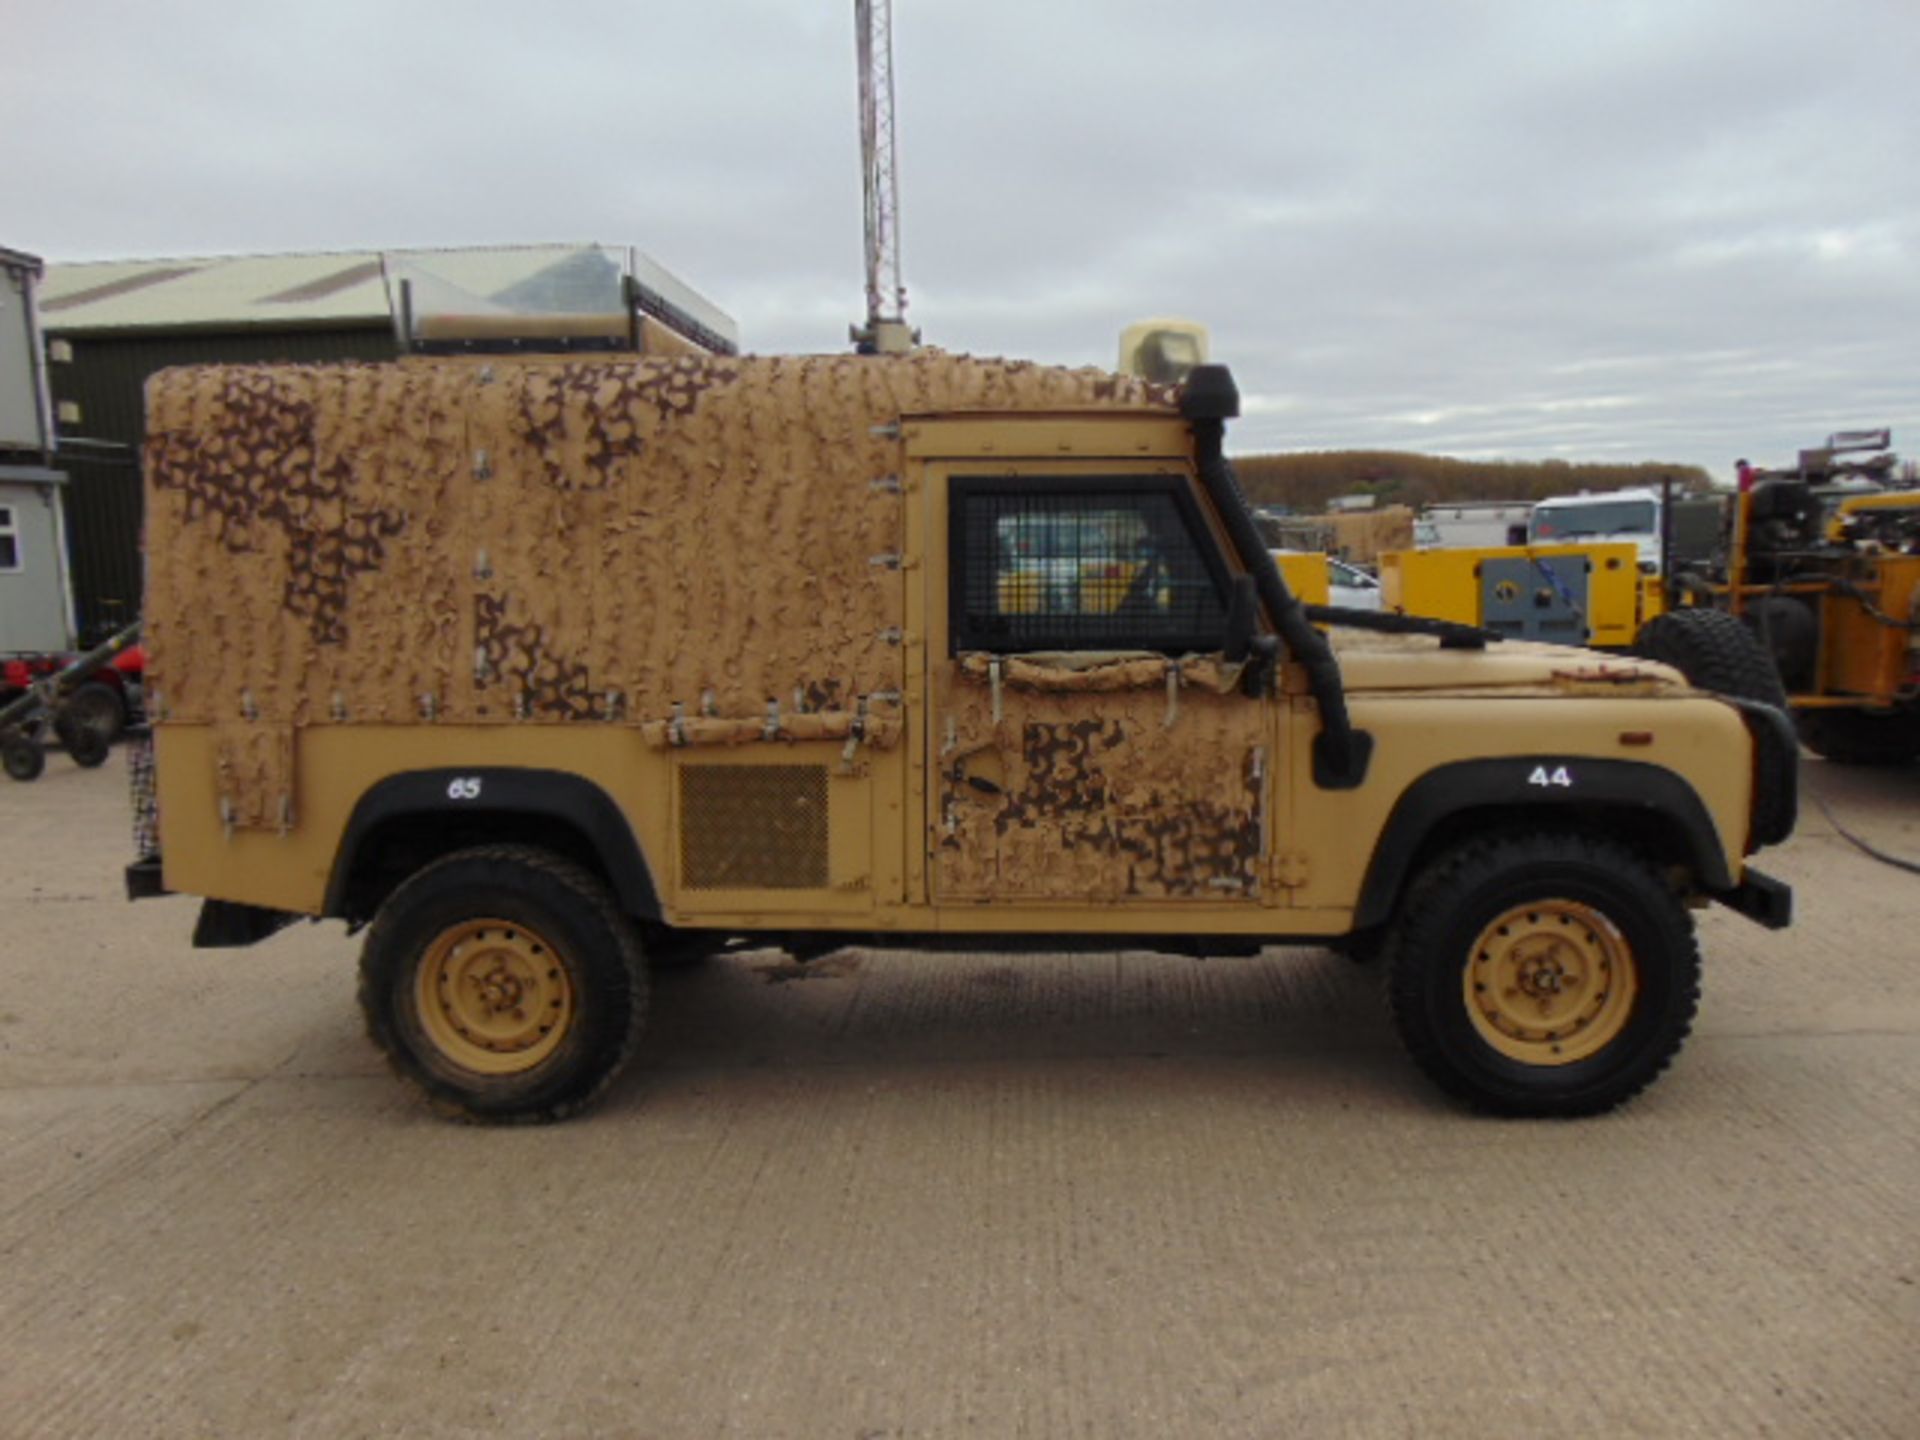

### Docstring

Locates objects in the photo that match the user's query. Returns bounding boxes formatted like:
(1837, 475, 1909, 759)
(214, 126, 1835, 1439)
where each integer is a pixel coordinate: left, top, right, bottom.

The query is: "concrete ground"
(1, 754, 1916, 1440)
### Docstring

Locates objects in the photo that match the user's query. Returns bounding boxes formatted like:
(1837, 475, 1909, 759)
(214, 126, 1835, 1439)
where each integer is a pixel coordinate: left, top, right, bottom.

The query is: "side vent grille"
(680, 764, 830, 890)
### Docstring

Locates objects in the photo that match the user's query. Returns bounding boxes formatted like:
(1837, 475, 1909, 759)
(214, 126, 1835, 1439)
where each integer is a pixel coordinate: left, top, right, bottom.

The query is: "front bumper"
(1713, 866, 1792, 929)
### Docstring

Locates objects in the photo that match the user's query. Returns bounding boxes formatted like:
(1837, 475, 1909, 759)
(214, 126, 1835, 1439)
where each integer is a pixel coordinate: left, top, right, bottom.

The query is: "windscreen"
(1532, 499, 1655, 540)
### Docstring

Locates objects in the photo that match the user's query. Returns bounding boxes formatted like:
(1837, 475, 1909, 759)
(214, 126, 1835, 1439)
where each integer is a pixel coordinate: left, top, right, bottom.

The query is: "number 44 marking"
(1529, 765, 1574, 788)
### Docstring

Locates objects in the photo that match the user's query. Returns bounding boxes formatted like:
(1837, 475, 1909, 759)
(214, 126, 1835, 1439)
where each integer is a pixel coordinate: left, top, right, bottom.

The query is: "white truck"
(1414, 500, 1534, 550)
(1528, 488, 1664, 572)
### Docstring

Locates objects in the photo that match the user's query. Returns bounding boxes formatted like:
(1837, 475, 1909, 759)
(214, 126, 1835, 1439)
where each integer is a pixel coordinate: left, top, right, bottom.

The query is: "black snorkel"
(1181, 365, 1371, 788)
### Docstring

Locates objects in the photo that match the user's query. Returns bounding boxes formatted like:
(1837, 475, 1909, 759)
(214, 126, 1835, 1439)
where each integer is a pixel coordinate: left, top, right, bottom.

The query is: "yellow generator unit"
(1380, 543, 1656, 649)
(1270, 550, 1331, 607)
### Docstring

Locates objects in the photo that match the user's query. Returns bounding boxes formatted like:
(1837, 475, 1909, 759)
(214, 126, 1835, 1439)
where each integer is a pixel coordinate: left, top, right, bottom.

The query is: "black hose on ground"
(1809, 781, 1920, 876)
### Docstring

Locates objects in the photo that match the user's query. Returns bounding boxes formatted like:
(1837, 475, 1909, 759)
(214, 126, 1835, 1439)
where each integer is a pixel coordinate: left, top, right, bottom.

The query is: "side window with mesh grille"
(950, 477, 1231, 654)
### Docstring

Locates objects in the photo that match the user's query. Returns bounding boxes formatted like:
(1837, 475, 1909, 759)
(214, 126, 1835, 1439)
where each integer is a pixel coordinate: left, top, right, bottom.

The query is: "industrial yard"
(7, 0, 1919, 1434)
(1, 755, 1914, 1439)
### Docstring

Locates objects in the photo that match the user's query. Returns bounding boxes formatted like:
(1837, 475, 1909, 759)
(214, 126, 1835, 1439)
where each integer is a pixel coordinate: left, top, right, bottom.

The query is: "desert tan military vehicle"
(125, 352, 1797, 1122)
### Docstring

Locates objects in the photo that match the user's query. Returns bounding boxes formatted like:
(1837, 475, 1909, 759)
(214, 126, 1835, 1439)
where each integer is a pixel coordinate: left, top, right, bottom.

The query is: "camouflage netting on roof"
(143, 352, 1176, 745)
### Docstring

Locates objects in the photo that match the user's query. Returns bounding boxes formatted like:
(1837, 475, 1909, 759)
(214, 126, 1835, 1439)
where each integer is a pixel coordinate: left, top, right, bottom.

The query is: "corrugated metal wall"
(44, 327, 395, 641)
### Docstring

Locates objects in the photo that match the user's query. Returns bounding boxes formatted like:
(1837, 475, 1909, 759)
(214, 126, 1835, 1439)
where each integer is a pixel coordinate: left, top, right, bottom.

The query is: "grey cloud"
(5, 0, 1916, 479)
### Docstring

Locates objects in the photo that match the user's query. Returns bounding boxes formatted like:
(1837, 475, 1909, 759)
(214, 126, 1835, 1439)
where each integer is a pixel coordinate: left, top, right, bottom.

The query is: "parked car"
(1327, 558, 1382, 611)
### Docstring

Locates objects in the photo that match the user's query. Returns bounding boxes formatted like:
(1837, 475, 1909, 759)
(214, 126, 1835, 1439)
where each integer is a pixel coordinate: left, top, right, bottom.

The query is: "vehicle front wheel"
(1385, 832, 1699, 1117)
(358, 845, 647, 1123)
(2, 737, 44, 782)
(58, 716, 111, 768)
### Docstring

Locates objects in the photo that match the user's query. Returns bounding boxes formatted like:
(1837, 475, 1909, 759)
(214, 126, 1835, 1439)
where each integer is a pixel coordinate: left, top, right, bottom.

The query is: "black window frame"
(947, 472, 1236, 656)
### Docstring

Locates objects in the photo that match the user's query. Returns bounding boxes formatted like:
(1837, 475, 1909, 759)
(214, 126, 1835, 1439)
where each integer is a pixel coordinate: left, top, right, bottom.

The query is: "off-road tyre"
(1795, 709, 1920, 766)
(1334, 928, 1388, 965)
(1385, 831, 1700, 1117)
(358, 845, 648, 1124)
(1635, 607, 1789, 710)
(59, 720, 111, 769)
(61, 682, 126, 746)
(2, 738, 45, 783)
(1636, 606, 1796, 848)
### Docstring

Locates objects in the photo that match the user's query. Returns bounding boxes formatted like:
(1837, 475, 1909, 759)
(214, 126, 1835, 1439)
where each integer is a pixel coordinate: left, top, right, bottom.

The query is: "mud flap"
(1712, 867, 1792, 929)
(193, 899, 300, 948)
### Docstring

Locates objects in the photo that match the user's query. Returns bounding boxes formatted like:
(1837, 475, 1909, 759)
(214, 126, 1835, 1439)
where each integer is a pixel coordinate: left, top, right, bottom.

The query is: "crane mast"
(854, 0, 913, 353)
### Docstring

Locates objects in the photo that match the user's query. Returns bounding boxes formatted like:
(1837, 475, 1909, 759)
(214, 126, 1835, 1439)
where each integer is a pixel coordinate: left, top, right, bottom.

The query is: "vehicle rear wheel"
(1795, 709, 1920, 766)
(1385, 831, 1699, 1116)
(58, 718, 111, 768)
(2, 737, 45, 783)
(358, 845, 647, 1123)
(61, 681, 126, 746)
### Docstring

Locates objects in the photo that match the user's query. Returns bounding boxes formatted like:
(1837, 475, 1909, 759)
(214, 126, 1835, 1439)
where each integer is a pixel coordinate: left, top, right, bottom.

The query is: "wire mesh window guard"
(950, 478, 1231, 654)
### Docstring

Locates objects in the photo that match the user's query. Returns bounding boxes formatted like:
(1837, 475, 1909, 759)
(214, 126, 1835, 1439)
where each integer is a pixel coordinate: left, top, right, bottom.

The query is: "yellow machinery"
(1379, 542, 1659, 649)
(996, 539, 1328, 619)
(1825, 487, 1920, 543)
(1271, 551, 1330, 607)
(998, 560, 1141, 616)
(1666, 471, 1920, 762)
(994, 508, 1168, 616)
(999, 552, 1328, 618)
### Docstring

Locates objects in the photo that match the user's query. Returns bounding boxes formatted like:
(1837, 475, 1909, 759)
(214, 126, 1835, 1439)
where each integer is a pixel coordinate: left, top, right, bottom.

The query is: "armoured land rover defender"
(125, 351, 1797, 1121)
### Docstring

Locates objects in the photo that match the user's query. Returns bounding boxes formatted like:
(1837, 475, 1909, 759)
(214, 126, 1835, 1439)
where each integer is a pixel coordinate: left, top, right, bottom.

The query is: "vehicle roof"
(1534, 488, 1661, 508)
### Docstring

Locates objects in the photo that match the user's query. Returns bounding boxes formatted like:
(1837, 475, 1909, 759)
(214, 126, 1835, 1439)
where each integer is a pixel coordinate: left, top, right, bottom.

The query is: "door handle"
(949, 747, 1008, 798)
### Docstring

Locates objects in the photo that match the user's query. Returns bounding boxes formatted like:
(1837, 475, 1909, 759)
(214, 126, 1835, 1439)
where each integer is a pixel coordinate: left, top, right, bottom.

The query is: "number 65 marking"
(447, 776, 484, 800)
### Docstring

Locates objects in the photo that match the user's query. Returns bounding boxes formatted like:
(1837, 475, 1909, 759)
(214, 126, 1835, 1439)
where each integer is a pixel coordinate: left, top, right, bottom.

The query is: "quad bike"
(0, 623, 143, 782)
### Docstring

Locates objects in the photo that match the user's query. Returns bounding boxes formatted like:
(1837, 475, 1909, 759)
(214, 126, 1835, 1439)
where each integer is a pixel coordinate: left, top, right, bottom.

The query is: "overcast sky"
(7, 0, 1917, 479)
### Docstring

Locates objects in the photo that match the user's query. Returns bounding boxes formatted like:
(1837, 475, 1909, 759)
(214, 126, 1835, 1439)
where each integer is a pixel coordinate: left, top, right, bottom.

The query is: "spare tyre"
(1635, 608, 1789, 710)
(1636, 607, 1796, 847)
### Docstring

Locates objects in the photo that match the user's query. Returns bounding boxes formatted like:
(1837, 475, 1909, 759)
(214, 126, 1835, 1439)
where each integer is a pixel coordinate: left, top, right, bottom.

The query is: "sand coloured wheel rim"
(414, 918, 575, 1076)
(1463, 899, 1639, 1066)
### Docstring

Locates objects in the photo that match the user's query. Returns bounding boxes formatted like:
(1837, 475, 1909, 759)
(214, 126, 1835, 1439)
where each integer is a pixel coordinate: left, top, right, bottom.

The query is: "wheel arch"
(323, 768, 661, 925)
(1353, 757, 1735, 932)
